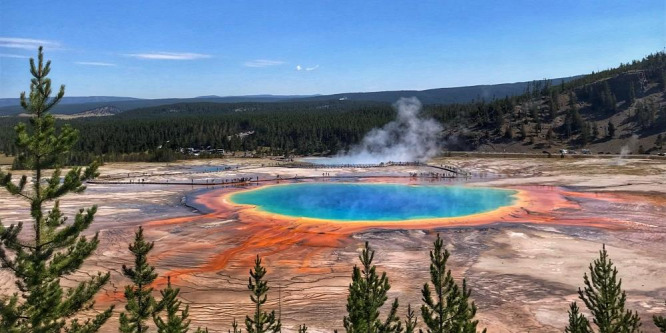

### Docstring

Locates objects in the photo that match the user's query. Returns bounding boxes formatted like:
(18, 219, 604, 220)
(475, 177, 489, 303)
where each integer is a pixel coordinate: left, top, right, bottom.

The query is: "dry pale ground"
(0, 157, 665, 332)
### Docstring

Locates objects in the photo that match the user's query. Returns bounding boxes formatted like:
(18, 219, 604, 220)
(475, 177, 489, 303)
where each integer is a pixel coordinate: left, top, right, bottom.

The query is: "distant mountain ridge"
(195, 94, 319, 99)
(0, 95, 317, 116)
(296, 77, 580, 104)
(0, 77, 578, 116)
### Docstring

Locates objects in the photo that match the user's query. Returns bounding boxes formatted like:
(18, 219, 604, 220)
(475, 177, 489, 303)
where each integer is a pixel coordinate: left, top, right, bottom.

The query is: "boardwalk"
(88, 161, 470, 186)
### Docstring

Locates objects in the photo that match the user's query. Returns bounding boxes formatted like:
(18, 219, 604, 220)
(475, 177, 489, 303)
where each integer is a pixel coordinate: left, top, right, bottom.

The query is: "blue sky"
(0, 0, 664, 98)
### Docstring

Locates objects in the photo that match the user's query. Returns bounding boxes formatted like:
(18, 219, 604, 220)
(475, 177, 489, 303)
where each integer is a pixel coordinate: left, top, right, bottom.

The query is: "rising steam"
(326, 97, 442, 164)
(613, 134, 639, 166)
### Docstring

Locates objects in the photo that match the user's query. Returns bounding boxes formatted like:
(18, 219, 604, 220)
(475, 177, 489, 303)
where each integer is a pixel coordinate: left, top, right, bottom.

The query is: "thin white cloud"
(0, 53, 29, 59)
(75, 61, 116, 67)
(296, 64, 319, 71)
(244, 59, 285, 67)
(125, 52, 211, 60)
(0, 37, 60, 50)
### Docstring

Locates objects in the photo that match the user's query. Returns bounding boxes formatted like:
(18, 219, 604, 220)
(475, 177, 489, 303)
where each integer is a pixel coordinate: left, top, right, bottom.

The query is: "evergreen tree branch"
(0, 46, 111, 332)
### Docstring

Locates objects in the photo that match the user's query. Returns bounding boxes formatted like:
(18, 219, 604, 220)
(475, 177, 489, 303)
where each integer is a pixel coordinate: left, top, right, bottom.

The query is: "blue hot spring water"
(229, 183, 517, 221)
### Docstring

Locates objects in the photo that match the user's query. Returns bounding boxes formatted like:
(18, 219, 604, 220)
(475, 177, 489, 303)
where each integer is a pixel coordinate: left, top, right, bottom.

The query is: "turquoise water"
(229, 183, 517, 221)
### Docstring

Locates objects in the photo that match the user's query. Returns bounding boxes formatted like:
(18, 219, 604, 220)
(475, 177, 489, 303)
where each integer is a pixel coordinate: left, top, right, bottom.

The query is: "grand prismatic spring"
(1, 157, 665, 332)
(228, 183, 518, 221)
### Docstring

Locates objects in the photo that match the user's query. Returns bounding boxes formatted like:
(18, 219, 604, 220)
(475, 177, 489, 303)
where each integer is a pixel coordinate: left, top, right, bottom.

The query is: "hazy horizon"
(0, 73, 581, 101)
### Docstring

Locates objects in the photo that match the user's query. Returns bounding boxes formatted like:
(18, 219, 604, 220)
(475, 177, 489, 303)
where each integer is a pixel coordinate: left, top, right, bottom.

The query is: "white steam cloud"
(296, 64, 319, 71)
(326, 97, 442, 164)
(614, 134, 639, 165)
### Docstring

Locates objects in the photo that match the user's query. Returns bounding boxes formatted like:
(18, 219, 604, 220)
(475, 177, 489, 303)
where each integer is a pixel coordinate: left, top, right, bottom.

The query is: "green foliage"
(0, 46, 112, 332)
(576, 245, 642, 333)
(580, 122, 590, 146)
(245, 255, 281, 333)
(634, 99, 659, 129)
(565, 302, 591, 333)
(607, 121, 616, 138)
(592, 123, 599, 139)
(119, 227, 158, 333)
(563, 107, 586, 139)
(229, 319, 241, 333)
(549, 92, 559, 120)
(654, 302, 666, 333)
(153, 276, 192, 333)
(420, 234, 485, 333)
(343, 241, 402, 333)
(494, 108, 505, 134)
(404, 304, 418, 333)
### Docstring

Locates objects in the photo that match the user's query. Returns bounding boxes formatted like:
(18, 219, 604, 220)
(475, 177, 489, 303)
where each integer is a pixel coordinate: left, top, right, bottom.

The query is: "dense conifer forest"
(1, 52, 665, 165)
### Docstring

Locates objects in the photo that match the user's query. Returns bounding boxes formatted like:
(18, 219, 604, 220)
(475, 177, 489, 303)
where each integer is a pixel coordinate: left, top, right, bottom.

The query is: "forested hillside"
(294, 76, 578, 104)
(464, 52, 666, 154)
(0, 52, 664, 164)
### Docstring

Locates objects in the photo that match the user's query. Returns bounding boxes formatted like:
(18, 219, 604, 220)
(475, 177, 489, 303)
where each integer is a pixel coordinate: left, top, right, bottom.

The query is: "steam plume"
(614, 134, 639, 165)
(327, 97, 442, 164)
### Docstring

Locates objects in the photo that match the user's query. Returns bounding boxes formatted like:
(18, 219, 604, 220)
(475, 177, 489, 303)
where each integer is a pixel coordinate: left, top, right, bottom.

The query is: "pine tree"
(504, 126, 513, 140)
(494, 108, 505, 134)
(229, 319, 242, 333)
(549, 92, 559, 120)
(119, 227, 158, 333)
(655, 303, 666, 333)
(153, 276, 192, 333)
(577, 245, 642, 332)
(404, 304, 418, 333)
(343, 241, 402, 333)
(298, 324, 308, 333)
(421, 234, 485, 333)
(569, 91, 578, 108)
(581, 122, 590, 146)
(0, 46, 112, 332)
(607, 121, 616, 138)
(564, 302, 591, 333)
(245, 255, 281, 333)
(628, 82, 636, 105)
